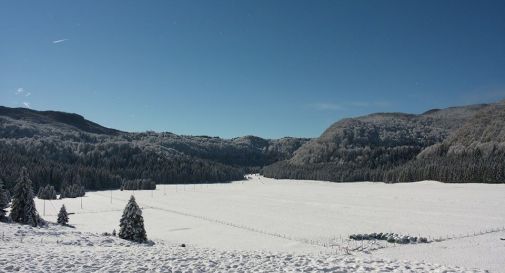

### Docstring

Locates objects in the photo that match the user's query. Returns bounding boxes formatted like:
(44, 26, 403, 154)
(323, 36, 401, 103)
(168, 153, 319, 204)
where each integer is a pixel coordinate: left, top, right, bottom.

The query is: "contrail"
(52, 39, 68, 44)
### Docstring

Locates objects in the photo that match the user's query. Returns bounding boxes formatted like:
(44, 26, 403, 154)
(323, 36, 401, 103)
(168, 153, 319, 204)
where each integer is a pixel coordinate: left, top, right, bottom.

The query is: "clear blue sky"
(1, 1, 504, 138)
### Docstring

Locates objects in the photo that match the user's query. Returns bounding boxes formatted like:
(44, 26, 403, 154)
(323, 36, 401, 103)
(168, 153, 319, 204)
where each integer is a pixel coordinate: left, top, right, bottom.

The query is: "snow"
(0, 223, 485, 272)
(2, 175, 505, 272)
(362, 230, 505, 273)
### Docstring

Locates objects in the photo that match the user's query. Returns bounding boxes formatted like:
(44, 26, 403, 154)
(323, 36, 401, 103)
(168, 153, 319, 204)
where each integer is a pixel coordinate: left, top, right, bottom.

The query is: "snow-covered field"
(2, 175, 505, 272)
(1, 222, 482, 273)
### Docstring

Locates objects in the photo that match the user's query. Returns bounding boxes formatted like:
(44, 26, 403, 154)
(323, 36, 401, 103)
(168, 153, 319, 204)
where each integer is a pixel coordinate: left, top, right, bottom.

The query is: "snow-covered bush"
(349, 232, 429, 244)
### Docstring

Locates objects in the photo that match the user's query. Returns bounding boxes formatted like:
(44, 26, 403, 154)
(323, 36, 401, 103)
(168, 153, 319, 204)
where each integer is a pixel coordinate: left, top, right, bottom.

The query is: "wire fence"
(3, 224, 504, 257)
(91, 190, 505, 255)
(30, 182, 505, 256)
(319, 225, 505, 254)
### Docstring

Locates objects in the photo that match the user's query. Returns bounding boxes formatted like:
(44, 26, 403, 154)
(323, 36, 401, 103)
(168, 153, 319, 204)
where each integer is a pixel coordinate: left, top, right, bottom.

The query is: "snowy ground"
(363, 230, 505, 273)
(2, 175, 505, 272)
(0, 222, 487, 272)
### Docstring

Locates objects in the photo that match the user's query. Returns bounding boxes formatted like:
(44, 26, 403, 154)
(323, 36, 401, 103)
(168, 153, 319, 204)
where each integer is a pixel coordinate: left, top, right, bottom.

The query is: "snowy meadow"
(10, 175, 502, 272)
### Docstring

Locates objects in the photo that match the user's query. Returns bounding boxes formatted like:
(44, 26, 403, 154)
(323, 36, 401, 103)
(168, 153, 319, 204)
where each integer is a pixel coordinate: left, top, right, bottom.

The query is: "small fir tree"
(119, 196, 147, 243)
(57, 204, 69, 225)
(0, 178, 9, 221)
(10, 167, 40, 226)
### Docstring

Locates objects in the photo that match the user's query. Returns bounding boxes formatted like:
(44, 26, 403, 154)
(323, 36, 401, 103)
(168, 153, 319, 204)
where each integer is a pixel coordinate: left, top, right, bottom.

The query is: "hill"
(261, 102, 505, 183)
(0, 106, 120, 136)
(387, 100, 505, 183)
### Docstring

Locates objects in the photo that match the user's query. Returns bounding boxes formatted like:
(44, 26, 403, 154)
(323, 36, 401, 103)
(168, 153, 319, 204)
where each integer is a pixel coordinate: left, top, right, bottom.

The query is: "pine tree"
(118, 196, 147, 243)
(57, 204, 69, 225)
(10, 167, 40, 227)
(0, 178, 10, 221)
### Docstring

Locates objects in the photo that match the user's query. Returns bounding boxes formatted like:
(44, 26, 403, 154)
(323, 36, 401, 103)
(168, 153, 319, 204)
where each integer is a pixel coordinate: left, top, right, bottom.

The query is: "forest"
(0, 106, 307, 194)
(262, 101, 505, 183)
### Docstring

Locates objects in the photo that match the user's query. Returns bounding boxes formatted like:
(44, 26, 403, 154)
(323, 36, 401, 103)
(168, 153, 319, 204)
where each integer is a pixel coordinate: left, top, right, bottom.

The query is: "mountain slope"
(386, 101, 505, 183)
(420, 100, 505, 156)
(261, 103, 500, 183)
(0, 106, 309, 193)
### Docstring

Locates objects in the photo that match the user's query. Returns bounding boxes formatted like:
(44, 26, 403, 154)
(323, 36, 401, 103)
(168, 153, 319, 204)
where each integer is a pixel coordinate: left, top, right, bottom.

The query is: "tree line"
(0, 140, 244, 195)
(262, 153, 505, 183)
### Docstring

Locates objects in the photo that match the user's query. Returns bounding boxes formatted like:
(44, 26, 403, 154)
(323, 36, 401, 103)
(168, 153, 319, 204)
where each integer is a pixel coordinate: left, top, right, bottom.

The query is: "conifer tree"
(10, 167, 40, 226)
(119, 196, 147, 242)
(57, 204, 69, 225)
(0, 178, 9, 221)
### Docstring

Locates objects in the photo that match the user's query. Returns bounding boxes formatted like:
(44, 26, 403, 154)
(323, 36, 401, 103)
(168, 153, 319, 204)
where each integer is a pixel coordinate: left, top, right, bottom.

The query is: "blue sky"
(1, 1, 504, 138)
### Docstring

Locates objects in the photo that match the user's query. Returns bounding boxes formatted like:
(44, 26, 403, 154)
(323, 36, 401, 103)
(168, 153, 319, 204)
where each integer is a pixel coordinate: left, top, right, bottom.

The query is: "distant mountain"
(0, 106, 309, 193)
(261, 102, 505, 183)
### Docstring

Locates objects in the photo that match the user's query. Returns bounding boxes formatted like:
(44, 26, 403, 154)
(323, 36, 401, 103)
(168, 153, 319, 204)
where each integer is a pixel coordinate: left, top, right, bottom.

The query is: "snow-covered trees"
(0, 178, 10, 221)
(119, 196, 147, 243)
(59, 184, 85, 199)
(37, 185, 57, 200)
(120, 179, 156, 191)
(10, 167, 41, 227)
(57, 205, 69, 225)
